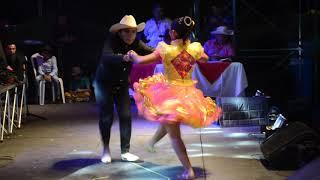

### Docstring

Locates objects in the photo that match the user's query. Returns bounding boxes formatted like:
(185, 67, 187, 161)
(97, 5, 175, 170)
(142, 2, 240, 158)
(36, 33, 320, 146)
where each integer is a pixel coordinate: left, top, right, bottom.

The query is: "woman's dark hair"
(163, 29, 171, 44)
(171, 16, 195, 42)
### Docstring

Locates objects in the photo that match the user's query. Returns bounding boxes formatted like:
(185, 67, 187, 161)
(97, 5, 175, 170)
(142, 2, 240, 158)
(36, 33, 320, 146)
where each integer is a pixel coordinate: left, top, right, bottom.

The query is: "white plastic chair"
(30, 56, 65, 105)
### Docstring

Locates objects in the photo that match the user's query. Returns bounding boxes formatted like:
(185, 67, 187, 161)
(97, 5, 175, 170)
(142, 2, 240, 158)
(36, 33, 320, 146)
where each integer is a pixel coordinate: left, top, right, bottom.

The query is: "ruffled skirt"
(133, 74, 221, 128)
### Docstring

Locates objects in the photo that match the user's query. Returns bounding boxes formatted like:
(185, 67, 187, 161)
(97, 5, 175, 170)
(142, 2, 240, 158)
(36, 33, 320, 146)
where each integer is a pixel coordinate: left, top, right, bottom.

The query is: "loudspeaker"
(260, 121, 320, 169)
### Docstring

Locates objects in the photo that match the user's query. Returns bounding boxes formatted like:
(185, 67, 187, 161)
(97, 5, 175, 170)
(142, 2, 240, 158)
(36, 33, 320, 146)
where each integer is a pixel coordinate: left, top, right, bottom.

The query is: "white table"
(0, 82, 26, 141)
(153, 62, 248, 97)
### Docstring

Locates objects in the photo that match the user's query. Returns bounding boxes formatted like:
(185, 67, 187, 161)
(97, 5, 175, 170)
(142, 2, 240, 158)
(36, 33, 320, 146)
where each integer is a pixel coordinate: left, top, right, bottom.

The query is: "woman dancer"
(128, 16, 221, 179)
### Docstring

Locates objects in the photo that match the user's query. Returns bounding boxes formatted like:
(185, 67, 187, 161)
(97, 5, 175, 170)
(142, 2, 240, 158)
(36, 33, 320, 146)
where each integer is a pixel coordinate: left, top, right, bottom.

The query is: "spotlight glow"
(233, 141, 258, 146)
(231, 154, 254, 159)
(202, 127, 222, 130)
(67, 150, 97, 155)
(189, 153, 214, 157)
(196, 130, 224, 134)
(190, 140, 259, 149)
(186, 149, 200, 152)
(190, 143, 220, 148)
(224, 132, 249, 138)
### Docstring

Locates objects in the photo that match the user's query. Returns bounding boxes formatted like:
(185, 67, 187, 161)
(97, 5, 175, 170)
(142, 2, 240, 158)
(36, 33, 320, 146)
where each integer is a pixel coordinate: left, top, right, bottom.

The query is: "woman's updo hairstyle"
(170, 16, 195, 42)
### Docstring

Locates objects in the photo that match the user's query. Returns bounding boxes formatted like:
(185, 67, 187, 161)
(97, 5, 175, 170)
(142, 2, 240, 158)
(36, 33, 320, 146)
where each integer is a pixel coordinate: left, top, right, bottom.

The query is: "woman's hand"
(127, 50, 159, 64)
(126, 50, 138, 63)
(128, 50, 138, 59)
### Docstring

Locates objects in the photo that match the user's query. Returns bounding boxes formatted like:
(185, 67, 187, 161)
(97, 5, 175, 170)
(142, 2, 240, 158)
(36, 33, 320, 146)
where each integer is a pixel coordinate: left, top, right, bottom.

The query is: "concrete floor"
(0, 103, 294, 180)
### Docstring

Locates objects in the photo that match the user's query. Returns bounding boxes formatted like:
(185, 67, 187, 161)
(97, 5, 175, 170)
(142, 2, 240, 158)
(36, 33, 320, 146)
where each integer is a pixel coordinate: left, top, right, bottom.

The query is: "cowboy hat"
(109, 15, 145, 33)
(210, 26, 234, 35)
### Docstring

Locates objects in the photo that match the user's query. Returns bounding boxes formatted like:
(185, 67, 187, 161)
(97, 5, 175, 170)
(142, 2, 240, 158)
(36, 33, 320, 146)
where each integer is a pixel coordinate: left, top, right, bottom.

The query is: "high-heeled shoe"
(145, 144, 156, 153)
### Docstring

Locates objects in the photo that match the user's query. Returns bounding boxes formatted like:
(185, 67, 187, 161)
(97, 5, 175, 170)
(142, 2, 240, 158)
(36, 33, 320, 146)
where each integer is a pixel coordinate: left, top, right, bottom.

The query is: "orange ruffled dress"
(133, 40, 221, 128)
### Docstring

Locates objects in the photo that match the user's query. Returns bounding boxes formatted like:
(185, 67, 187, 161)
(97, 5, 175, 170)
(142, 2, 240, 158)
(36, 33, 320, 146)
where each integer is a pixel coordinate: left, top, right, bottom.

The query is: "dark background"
(0, 0, 319, 126)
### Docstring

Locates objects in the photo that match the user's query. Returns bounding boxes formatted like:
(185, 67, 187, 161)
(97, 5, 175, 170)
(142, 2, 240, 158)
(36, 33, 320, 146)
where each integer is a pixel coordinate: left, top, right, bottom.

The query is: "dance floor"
(0, 103, 293, 180)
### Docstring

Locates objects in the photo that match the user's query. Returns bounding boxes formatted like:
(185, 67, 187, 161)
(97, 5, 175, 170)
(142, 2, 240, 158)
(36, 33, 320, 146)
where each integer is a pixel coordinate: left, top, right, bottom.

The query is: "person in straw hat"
(204, 25, 235, 61)
(93, 15, 153, 164)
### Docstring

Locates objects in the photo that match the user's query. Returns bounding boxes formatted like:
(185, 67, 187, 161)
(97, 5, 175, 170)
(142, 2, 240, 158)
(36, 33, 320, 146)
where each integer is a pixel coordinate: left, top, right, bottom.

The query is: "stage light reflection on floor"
(202, 127, 222, 130)
(188, 152, 263, 160)
(189, 153, 214, 158)
(60, 161, 194, 180)
(224, 132, 250, 138)
(190, 140, 258, 148)
(188, 152, 262, 159)
(67, 150, 98, 155)
(233, 140, 258, 146)
(195, 130, 224, 134)
(186, 149, 200, 152)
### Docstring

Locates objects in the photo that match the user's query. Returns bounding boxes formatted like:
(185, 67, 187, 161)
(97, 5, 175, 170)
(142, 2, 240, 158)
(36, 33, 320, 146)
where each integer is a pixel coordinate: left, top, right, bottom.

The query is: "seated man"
(31, 45, 61, 97)
(143, 2, 172, 48)
(204, 26, 235, 61)
(3, 41, 26, 81)
(0, 56, 17, 85)
(65, 65, 91, 102)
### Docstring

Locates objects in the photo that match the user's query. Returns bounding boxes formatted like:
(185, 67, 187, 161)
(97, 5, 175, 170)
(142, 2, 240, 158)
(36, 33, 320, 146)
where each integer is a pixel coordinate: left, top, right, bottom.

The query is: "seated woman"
(203, 26, 235, 61)
(65, 65, 91, 102)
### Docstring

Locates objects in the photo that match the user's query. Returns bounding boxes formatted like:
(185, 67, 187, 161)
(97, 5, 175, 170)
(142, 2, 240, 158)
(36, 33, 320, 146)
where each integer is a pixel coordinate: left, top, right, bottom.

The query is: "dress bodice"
(155, 40, 205, 85)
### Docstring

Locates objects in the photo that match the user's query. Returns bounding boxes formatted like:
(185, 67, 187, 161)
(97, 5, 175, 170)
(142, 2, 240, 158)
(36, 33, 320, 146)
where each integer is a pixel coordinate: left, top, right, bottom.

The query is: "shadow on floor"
(52, 158, 208, 180)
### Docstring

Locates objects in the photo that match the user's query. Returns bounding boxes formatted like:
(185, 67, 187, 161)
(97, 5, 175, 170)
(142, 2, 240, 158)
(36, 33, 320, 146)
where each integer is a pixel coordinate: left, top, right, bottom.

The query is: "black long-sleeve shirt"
(5, 53, 26, 81)
(94, 35, 154, 87)
(0, 52, 26, 81)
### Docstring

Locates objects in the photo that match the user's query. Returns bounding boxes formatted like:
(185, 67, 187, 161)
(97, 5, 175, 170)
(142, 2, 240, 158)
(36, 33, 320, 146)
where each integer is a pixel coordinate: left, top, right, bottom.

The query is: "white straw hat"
(109, 15, 145, 33)
(210, 26, 234, 35)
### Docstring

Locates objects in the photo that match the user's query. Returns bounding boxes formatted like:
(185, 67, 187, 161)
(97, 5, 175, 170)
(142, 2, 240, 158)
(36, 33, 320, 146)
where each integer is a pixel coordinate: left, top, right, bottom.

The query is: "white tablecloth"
(153, 62, 248, 97)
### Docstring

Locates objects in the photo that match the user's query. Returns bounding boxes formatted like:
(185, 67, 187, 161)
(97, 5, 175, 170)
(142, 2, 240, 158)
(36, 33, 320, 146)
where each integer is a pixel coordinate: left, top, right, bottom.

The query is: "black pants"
(94, 81, 132, 153)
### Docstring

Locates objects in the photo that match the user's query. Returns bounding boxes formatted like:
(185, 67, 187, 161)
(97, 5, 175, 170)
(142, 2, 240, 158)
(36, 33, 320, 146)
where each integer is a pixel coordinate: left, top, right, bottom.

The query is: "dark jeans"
(94, 81, 132, 153)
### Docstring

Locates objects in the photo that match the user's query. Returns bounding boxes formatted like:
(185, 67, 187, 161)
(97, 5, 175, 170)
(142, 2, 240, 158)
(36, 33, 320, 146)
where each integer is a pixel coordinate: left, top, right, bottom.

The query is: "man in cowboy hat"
(93, 15, 153, 163)
(204, 26, 235, 61)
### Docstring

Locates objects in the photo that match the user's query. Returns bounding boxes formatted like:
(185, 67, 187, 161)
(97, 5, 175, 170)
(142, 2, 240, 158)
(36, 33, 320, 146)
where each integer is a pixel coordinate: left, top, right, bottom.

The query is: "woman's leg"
(164, 123, 195, 179)
(147, 124, 167, 152)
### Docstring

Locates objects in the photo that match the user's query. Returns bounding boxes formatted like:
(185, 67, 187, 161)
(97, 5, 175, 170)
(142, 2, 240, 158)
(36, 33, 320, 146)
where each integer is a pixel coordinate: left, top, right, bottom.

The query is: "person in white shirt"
(31, 45, 61, 99)
(143, 3, 172, 48)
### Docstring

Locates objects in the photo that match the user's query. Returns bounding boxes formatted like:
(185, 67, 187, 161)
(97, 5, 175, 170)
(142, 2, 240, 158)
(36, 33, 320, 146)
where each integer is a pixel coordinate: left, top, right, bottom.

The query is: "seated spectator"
(65, 65, 91, 102)
(0, 57, 17, 85)
(204, 26, 235, 61)
(3, 42, 26, 81)
(143, 2, 172, 48)
(31, 45, 61, 97)
(201, 3, 225, 41)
